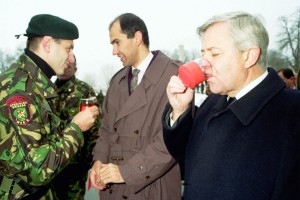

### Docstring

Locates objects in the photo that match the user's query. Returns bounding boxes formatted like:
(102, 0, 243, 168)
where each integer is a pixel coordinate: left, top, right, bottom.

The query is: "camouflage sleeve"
(0, 94, 84, 186)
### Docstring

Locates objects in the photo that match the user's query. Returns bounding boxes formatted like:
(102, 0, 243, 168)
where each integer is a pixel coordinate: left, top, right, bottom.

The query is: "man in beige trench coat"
(89, 13, 182, 200)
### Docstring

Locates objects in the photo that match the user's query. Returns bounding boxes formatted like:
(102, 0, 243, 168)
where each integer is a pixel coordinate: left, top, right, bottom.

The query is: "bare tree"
(0, 49, 6, 73)
(81, 63, 121, 93)
(83, 73, 97, 89)
(172, 45, 191, 63)
(168, 45, 202, 63)
(0, 46, 23, 73)
(277, 8, 300, 72)
(266, 49, 289, 71)
(100, 63, 121, 90)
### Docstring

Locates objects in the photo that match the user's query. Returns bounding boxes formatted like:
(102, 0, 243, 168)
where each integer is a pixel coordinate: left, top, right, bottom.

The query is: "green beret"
(26, 14, 79, 39)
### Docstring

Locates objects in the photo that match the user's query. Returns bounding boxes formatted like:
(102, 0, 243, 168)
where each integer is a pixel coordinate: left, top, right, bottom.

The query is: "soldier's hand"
(71, 105, 99, 132)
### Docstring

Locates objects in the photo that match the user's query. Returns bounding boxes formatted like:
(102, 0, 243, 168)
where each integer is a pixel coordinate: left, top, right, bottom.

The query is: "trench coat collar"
(115, 51, 169, 121)
(115, 51, 168, 86)
(143, 51, 170, 87)
(230, 67, 285, 125)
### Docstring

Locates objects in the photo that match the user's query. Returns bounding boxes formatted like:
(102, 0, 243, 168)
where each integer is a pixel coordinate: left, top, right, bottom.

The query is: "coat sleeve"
(119, 107, 195, 192)
(92, 88, 113, 163)
(118, 127, 177, 193)
(0, 93, 84, 186)
(162, 103, 194, 163)
(92, 68, 128, 163)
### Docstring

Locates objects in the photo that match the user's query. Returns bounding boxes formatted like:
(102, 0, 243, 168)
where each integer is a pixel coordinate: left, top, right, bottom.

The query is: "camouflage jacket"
(55, 76, 96, 121)
(54, 75, 99, 164)
(0, 54, 84, 195)
(53, 76, 99, 199)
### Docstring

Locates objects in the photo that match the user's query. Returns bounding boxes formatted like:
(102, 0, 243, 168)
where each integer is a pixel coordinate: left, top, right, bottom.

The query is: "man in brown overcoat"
(89, 13, 182, 200)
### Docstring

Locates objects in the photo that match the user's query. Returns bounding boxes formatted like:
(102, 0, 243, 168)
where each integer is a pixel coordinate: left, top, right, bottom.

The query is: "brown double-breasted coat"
(93, 51, 182, 200)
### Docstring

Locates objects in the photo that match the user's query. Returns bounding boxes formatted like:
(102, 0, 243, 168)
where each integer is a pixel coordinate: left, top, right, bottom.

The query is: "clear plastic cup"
(79, 97, 97, 111)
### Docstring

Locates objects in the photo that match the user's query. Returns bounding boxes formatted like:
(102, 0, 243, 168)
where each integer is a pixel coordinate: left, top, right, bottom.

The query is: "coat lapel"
(114, 51, 169, 123)
(230, 68, 285, 125)
(115, 85, 147, 122)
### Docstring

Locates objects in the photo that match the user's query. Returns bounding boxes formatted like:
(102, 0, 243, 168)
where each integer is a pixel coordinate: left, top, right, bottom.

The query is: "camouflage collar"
(25, 48, 55, 79)
(55, 75, 76, 93)
(18, 54, 58, 99)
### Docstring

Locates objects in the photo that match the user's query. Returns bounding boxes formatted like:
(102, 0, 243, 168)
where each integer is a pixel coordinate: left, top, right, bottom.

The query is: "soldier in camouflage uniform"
(96, 90, 105, 109)
(52, 54, 100, 200)
(0, 14, 99, 200)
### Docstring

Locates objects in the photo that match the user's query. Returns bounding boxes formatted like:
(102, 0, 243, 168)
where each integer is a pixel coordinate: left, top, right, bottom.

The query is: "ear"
(134, 31, 143, 46)
(244, 46, 260, 69)
(41, 36, 52, 53)
(290, 76, 296, 83)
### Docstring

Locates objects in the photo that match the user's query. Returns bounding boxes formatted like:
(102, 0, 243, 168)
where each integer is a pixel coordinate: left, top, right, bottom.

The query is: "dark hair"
(109, 13, 150, 48)
(26, 36, 42, 50)
(277, 68, 295, 79)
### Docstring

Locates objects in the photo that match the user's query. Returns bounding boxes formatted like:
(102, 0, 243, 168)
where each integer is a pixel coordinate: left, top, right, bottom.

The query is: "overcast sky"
(1, 0, 299, 91)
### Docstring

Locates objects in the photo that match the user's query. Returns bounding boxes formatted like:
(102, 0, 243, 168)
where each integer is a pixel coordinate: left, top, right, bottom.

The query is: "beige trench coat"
(93, 51, 182, 200)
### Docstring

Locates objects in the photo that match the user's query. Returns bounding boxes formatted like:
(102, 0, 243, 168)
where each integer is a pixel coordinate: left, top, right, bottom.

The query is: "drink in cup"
(79, 97, 97, 111)
(178, 58, 211, 89)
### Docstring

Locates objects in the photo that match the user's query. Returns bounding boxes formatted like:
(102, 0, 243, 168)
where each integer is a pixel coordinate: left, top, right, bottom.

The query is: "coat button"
(114, 128, 117, 132)
(134, 130, 139, 134)
(122, 195, 128, 199)
(145, 175, 150, 179)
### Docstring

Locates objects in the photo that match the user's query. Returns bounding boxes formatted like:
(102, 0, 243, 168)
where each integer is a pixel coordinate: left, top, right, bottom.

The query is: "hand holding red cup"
(79, 97, 97, 111)
(178, 58, 210, 89)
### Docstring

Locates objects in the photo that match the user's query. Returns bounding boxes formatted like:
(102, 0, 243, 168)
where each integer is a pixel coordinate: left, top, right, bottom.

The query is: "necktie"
(227, 97, 236, 106)
(130, 69, 140, 92)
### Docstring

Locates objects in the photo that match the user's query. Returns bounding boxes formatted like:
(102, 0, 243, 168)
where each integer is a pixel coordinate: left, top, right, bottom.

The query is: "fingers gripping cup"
(79, 97, 97, 111)
(178, 58, 210, 89)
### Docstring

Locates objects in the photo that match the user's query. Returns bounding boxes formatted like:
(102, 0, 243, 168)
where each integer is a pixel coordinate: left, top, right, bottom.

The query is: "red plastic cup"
(79, 97, 96, 111)
(178, 58, 209, 89)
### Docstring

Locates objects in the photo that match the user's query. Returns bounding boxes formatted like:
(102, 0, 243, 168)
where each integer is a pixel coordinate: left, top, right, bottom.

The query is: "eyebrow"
(201, 47, 221, 52)
(110, 38, 119, 45)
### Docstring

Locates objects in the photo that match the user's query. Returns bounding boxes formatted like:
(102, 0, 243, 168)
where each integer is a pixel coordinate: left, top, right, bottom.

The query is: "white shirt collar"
(132, 52, 153, 84)
(235, 70, 268, 100)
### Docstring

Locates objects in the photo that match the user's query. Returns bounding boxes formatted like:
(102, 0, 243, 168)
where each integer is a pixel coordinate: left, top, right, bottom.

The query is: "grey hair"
(197, 11, 269, 69)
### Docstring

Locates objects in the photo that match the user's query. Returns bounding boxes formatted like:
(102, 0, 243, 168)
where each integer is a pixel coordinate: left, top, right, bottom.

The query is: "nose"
(200, 58, 212, 75)
(68, 52, 75, 63)
(112, 46, 119, 56)
(201, 58, 212, 70)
